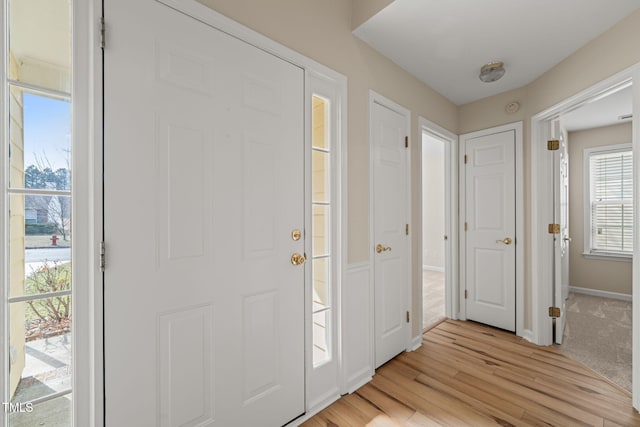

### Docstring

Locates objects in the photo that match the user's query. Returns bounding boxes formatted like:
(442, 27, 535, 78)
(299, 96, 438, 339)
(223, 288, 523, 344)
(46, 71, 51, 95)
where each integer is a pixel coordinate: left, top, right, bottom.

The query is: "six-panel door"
(104, 1, 305, 425)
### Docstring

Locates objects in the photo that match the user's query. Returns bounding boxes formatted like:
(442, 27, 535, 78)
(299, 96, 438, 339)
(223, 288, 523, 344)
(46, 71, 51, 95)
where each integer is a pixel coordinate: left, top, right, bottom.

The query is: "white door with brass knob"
(463, 126, 516, 332)
(103, 2, 305, 425)
(371, 95, 411, 368)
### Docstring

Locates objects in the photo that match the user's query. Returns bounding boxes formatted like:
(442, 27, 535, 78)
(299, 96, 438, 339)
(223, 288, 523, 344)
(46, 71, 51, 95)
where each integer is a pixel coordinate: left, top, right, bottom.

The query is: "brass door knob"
(496, 237, 513, 245)
(376, 244, 392, 253)
(291, 253, 306, 265)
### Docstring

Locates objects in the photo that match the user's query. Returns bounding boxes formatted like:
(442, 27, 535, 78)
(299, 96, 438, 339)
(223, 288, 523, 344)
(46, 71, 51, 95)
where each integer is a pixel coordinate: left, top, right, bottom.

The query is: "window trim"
(583, 143, 633, 259)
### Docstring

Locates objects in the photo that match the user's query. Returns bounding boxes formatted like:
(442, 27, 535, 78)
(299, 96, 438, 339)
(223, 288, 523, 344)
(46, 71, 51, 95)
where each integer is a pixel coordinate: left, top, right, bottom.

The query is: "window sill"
(582, 252, 632, 262)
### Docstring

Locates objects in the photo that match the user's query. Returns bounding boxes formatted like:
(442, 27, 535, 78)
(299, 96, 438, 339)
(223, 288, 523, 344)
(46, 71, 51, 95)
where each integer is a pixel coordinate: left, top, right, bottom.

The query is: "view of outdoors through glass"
(5, 0, 73, 424)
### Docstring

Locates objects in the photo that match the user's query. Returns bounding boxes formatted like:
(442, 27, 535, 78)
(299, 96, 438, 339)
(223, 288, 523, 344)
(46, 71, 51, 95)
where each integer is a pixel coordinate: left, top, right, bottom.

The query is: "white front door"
(554, 123, 570, 344)
(463, 129, 516, 331)
(371, 98, 410, 368)
(104, 1, 305, 425)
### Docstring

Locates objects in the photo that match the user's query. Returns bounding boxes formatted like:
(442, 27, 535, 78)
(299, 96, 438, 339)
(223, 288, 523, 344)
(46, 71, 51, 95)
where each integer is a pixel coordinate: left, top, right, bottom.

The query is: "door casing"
(458, 122, 524, 335)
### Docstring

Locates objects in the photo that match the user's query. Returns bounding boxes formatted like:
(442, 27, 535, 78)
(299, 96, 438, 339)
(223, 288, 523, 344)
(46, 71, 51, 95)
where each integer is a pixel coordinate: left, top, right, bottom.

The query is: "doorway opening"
(421, 132, 446, 330)
(418, 117, 458, 331)
(530, 64, 639, 408)
(554, 84, 633, 391)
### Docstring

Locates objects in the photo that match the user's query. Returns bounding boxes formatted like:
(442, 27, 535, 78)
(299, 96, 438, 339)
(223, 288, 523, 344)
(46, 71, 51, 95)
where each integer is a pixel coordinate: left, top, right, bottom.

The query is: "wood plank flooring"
(301, 320, 640, 426)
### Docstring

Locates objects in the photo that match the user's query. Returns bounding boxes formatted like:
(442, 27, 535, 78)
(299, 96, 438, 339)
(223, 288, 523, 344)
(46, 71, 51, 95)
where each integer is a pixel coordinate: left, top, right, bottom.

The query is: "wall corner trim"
(407, 335, 423, 352)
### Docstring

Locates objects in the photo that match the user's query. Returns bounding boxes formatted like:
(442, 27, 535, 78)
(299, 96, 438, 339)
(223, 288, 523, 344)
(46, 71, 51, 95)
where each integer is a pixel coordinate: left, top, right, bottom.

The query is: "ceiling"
(354, 0, 640, 106)
(561, 85, 632, 132)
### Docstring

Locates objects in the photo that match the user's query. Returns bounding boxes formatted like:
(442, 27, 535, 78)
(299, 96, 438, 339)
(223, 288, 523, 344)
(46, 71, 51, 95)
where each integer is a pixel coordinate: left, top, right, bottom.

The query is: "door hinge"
(464, 222, 468, 232)
(405, 136, 408, 148)
(406, 224, 409, 235)
(464, 290, 468, 299)
(547, 139, 560, 151)
(99, 241, 106, 272)
(548, 307, 561, 318)
(464, 154, 468, 164)
(100, 17, 106, 49)
(406, 311, 410, 323)
(548, 223, 560, 234)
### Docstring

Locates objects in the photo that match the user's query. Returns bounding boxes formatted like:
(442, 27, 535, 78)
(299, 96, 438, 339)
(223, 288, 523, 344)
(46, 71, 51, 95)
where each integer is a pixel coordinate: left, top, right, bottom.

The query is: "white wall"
(422, 133, 445, 271)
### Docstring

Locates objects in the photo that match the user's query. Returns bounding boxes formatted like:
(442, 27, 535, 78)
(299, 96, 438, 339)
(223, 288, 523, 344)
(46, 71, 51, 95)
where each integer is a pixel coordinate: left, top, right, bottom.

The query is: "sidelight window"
(311, 95, 333, 367)
(3, 0, 73, 424)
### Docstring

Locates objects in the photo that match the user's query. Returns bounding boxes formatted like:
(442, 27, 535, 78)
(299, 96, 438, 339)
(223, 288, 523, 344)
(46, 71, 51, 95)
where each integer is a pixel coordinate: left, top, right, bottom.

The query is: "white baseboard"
(569, 286, 632, 302)
(423, 265, 445, 272)
(407, 335, 423, 352)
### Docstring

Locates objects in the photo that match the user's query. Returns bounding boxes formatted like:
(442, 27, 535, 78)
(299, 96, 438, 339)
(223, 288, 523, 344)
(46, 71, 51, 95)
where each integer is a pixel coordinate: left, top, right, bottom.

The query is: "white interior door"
(104, 1, 305, 425)
(372, 99, 410, 368)
(554, 122, 570, 344)
(464, 129, 516, 332)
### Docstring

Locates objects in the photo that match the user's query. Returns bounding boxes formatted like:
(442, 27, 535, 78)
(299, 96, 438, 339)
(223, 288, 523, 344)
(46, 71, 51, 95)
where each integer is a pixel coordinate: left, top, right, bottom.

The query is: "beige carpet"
(558, 292, 632, 391)
(422, 270, 445, 330)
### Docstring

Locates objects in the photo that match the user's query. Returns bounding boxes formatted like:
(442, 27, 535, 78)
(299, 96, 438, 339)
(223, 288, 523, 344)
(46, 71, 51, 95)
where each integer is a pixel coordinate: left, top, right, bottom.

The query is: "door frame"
(458, 122, 524, 335)
(417, 118, 458, 326)
(368, 90, 412, 362)
(530, 63, 639, 409)
(305, 71, 348, 411)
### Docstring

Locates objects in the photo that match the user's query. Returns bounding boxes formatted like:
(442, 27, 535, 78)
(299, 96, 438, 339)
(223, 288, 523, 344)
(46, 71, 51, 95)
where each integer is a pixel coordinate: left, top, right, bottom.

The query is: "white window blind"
(588, 147, 633, 254)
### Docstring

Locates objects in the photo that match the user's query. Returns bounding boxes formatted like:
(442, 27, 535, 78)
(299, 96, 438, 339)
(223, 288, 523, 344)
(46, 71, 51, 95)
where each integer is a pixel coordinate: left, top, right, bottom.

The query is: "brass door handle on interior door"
(496, 237, 513, 245)
(376, 244, 392, 253)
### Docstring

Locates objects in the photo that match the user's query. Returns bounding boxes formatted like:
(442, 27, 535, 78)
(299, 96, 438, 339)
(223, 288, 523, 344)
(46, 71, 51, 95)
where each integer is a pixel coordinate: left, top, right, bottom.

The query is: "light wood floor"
(422, 270, 445, 330)
(301, 320, 640, 426)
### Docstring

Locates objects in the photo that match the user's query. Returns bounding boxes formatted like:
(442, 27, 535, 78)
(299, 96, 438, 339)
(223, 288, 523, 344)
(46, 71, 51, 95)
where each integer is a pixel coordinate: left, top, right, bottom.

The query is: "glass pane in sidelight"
(9, 194, 72, 300)
(9, 393, 72, 426)
(312, 204, 330, 257)
(9, 88, 71, 191)
(8, 301, 72, 408)
(9, 0, 72, 93)
(312, 96, 329, 150)
(312, 310, 330, 367)
(312, 257, 330, 309)
(312, 150, 330, 203)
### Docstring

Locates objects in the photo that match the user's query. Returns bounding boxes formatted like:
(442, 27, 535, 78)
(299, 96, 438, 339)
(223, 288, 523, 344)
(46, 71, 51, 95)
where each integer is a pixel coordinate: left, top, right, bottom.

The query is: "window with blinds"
(585, 144, 633, 256)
